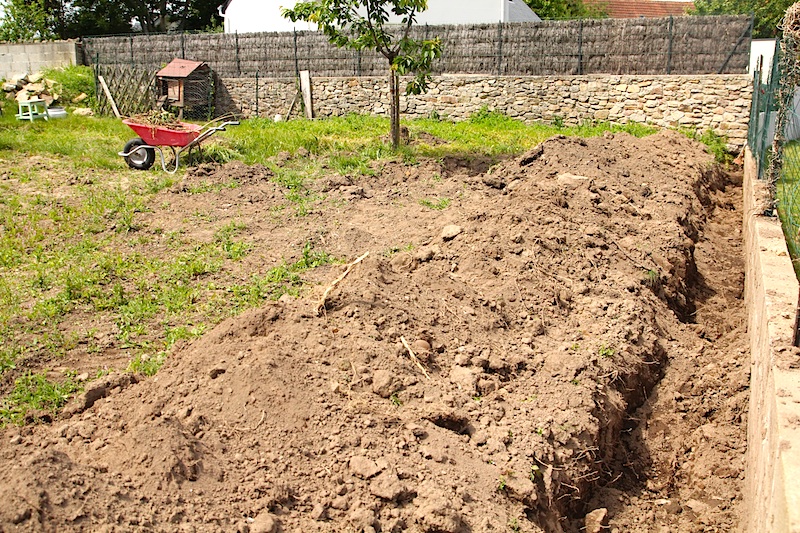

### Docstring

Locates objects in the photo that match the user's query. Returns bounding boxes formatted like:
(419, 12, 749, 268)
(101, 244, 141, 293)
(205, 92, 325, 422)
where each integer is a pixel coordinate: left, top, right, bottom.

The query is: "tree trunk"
(389, 69, 400, 150)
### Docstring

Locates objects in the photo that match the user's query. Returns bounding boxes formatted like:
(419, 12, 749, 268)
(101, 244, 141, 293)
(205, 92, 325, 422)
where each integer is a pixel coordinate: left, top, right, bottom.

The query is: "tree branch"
(364, 0, 391, 59)
(392, 7, 416, 56)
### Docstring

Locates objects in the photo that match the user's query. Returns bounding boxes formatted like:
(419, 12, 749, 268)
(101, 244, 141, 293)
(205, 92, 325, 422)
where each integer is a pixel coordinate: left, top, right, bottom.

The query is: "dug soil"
(0, 130, 748, 532)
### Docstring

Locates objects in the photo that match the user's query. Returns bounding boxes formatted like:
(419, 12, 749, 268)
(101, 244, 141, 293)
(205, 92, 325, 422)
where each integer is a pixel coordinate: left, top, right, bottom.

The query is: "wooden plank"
(299, 70, 314, 119)
(98, 75, 121, 118)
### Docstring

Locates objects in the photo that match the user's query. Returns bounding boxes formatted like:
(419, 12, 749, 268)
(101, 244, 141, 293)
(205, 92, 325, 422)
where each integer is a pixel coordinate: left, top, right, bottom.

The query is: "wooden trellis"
(94, 64, 157, 117)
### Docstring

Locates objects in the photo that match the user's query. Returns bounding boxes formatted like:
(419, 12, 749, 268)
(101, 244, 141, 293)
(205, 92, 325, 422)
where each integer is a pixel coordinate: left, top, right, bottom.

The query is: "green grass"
(419, 197, 451, 210)
(230, 242, 336, 307)
(225, 111, 656, 165)
(0, 371, 81, 427)
(678, 127, 733, 165)
(0, 112, 134, 169)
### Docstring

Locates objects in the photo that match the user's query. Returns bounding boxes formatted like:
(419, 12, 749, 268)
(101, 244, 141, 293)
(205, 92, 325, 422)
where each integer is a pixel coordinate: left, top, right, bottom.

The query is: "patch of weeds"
(598, 343, 616, 358)
(419, 197, 451, 210)
(145, 175, 176, 194)
(497, 476, 507, 492)
(272, 169, 315, 216)
(330, 153, 374, 177)
(382, 243, 414, 257)
(128, 352, 166, 376)
(552, 115, 565, 128)
(294, 242, 335, 269)
(214, 221, 252, 260)
(231, 243, 335, 306)
(508, 517, 521, 532)
(530, 464, 543, 481)
(164, 324, 206, 346)
(472, 395, 483, 402)
(643, 268, 660, 290)
(679, 127, 732, 165)
(0, 371, 81, 426)
(0, 344, 22, 374)
(569, 342, 580, 351)
(469, 106, 515, 126)
(570, 378, 581, 385)
(535, 427, 545, 436)
(390, 393, 402, 407)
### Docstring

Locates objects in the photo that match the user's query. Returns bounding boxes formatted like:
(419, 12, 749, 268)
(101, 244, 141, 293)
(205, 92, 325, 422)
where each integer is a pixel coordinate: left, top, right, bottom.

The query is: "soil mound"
(0, 131, 746, 532)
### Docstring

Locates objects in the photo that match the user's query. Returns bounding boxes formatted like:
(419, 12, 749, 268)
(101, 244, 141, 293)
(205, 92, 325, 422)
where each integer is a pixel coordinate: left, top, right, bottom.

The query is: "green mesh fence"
(750, 36, 800, 277)
(774, 32, 800, 276)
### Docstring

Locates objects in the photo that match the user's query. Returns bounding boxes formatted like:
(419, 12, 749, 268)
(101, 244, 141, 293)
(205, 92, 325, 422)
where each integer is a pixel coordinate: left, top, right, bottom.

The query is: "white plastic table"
(16, 99, 49, 121)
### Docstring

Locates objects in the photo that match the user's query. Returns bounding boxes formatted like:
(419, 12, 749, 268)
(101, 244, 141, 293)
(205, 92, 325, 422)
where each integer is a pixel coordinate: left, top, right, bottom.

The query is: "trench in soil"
(571, 166, 748, 532)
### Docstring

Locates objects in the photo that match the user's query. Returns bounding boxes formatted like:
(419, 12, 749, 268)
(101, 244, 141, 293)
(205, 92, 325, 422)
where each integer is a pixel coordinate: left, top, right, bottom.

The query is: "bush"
(42, 65, 96, 108)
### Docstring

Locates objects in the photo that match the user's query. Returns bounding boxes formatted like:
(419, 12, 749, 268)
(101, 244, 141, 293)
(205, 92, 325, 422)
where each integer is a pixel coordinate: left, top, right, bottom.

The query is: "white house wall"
(409, 0, 540, 24)
(749, 39, 776, 79)
(223, 0, 540, 34)
(223, 0, 316, 34)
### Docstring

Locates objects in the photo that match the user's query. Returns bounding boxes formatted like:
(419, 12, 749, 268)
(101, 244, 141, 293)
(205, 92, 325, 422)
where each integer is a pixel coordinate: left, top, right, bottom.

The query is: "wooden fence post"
(496, 22, 504, 77)
(293, 30, 300, 78)
(666, 16, 674, 74)
(235, 31, 241, 76)
(577, 19, 584, 76)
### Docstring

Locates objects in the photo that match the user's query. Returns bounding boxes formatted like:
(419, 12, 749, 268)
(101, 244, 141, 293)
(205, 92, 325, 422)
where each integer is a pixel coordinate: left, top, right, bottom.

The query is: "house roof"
(157, 59, 207, 78)
(586, 0, 694, 18)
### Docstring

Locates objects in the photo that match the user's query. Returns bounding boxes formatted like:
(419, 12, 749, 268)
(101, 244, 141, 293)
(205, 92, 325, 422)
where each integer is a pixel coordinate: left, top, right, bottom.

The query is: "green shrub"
(42, 65, 96, 108)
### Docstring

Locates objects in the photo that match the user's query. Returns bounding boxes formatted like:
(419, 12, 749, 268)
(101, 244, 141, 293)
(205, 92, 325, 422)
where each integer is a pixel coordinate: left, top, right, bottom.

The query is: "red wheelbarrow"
(119, 117, 239, 174)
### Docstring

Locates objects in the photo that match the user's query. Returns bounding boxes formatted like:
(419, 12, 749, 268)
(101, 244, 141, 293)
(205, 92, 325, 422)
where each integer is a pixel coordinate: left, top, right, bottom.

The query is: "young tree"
(690, 0, 793, 38)
(283, 0, 442, 149)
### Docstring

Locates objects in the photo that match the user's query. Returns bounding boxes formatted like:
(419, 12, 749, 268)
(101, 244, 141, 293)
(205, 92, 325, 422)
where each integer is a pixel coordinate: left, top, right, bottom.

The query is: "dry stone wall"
(219, 73, 752, 147)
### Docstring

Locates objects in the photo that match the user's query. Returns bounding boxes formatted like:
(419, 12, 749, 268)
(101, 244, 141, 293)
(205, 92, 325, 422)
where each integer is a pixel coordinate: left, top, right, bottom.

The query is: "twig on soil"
(229, 410, 266, 433)
(349, 359, 359, 389)
(316, 251, 370, 316)
(609, 241, 651, 272)
(439, 298, 461, 320)
(400, 336, 431, 380)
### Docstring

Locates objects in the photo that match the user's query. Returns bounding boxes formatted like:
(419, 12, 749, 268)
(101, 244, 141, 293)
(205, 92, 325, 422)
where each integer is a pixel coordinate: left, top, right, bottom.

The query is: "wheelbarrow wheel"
(123, 138, 156, 170)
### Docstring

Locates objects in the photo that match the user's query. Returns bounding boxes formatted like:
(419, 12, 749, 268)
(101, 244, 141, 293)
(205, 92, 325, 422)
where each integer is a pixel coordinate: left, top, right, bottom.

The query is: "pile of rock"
(2, 71, 88, 106)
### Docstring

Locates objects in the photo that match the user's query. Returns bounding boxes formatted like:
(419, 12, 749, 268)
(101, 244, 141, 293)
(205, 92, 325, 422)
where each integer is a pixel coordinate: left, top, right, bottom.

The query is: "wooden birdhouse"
(156, 59, 212, 119)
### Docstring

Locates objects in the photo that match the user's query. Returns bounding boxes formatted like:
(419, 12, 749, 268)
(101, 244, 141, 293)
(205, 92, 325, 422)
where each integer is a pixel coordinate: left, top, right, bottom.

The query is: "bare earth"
(0, 130, 748, 533)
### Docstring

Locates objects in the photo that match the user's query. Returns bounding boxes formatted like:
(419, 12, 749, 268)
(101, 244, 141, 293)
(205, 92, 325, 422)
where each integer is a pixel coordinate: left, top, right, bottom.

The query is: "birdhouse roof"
(157, 59, 207, 78)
